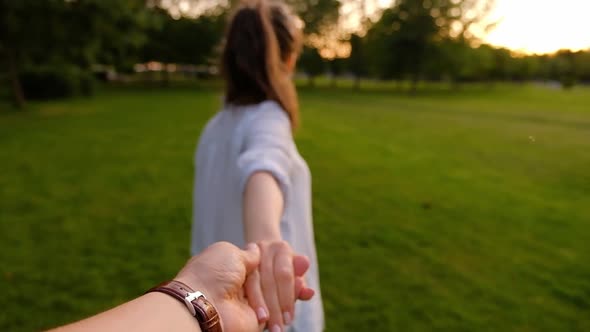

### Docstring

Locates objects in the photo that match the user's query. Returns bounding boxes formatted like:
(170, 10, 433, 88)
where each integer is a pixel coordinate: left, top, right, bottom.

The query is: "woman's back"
(191, 101, 324, 332)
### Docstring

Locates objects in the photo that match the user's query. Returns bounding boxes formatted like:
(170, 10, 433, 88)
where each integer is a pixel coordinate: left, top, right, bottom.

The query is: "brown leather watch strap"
(147, 280, 222, 332)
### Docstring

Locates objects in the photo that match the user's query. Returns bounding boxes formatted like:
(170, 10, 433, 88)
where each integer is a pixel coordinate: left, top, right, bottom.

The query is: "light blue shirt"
(191, 100, 324, 332)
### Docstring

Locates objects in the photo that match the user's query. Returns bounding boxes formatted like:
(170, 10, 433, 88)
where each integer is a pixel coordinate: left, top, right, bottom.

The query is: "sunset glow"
(363, 0, 590, 55)
(485, 0, 590, 54)
(178, 0, 590, 55)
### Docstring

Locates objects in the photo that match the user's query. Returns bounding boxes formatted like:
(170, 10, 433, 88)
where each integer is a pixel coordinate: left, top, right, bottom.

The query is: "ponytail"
(257, 0, 300, 128)
(222, 0, 301, 129)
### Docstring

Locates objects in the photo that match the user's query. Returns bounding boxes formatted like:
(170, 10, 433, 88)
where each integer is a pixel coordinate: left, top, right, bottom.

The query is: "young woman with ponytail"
(190, 1, 324, 332)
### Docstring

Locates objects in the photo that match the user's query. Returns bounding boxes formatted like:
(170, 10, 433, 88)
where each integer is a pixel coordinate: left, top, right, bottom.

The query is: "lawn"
(1, 83, 589, 331)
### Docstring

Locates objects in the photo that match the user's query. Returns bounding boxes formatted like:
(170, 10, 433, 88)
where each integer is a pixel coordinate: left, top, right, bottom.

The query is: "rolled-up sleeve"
(237, 106, 293, 197)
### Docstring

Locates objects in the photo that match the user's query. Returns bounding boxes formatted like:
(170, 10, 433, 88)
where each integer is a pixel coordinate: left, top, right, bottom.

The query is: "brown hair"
(221, 0, 302, 128)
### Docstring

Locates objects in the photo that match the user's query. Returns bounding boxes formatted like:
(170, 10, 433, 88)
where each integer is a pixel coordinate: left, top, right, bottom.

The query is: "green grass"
(1, 83, 589, 331)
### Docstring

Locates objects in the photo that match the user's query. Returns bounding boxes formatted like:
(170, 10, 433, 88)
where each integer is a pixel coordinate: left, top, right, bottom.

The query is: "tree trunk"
(409, 75, 419, 95)
(161, 64, 170, 87)
(485, 79, 495, 90)
(7, 49, 25, 109)
(331, 76, 337, 88)
(308, 75, 314, 87)
(450, 78, 461, 91)
(353, 76, 361, 90)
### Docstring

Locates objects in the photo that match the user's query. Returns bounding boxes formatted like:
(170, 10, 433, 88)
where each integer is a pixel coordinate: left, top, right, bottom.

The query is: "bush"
(0, 73, 9, 100)
(20, 66, 95, 100)
(79, 71, 96, 96)
(560, 74, 576, 90)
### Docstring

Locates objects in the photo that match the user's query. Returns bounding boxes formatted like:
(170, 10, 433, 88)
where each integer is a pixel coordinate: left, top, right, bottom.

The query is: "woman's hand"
(244, 241, 315, 332)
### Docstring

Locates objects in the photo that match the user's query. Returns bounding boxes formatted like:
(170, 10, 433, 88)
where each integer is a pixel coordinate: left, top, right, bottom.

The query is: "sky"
(484, 0, 590, 54)
(179, 0, 590, 55)
(356, 0, 590, 55)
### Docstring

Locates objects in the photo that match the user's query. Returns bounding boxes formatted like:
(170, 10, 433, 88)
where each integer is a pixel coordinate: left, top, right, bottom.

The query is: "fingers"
(294, 277, 315, 301)
(254, 241, 315, 331)
(292, 255, 314, 300)
(244, 243, 267, 323)
(294, 277, 303, 299)
(245, 270, 269, 324)
(292, 255, 310, 277)
(299, 286, 315, 301)
(242, 243, 261, 274)
(259, 242, 284, 332)
(274, 245, 295, 326)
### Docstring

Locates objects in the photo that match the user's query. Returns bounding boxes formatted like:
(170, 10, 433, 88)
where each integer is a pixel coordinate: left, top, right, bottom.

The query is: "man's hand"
(175, 242, 261, 331)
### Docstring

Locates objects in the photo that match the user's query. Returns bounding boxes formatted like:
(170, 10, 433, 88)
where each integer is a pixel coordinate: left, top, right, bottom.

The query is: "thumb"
(241, 243, 261, 274)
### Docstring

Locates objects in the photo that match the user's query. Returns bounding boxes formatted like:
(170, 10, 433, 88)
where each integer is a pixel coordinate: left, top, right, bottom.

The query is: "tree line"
(1, 0, 589, 108)
(304, 0, 590, 92)
(317, 37, 590, 92)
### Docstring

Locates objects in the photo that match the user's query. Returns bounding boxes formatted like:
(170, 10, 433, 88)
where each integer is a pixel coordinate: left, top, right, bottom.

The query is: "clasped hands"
(175, 241, 315, 332)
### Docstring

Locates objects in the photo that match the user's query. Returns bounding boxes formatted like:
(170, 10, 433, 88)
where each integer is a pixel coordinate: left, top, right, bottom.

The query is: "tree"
(0, 0, 153, 107)
(470, 44, 496, 82)
(328, 57, 345, 87)
(348, 34, 368, 90)
(366, 3, 437, 93)
(366, 0, 496, 92)
(142, 0, 227, 64)
(70, 0, 154, 71)
(287, 0, 341, 35)
(575, 50, 590, 83)
(553, 50, 577, 89)
(141, 8, 225, 83)
(0, 0, 63, 108)
(299, 47, 325, 86)
(0, 1, 20, 107)
(164, 0, 341, 36)
(489, 47, 513, 81)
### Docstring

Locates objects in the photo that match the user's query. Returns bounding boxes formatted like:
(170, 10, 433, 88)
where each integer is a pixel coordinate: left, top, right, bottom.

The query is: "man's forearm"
(50, 292, 202, 332)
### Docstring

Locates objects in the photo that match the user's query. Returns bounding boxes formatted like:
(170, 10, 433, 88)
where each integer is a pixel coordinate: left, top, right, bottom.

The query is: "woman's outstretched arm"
(243, 171, 284, 242)
(243, 171, 298, 332)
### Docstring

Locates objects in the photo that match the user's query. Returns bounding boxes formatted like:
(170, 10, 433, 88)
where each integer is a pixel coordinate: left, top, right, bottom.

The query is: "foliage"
(347, 34, 368, 85)
(365, 0, 496, 90)
(575, 51, 590, 82)
(19, 66, 95, 100)
(0, 0, 154, 106)
(328, 57, 346, 87)
(366, 5, 437, 83)
(287, 0, 341, 35)
(141, 8, 225, 66)
(0, 0, 151, 69)
(2, 0, 590, 105)
(299, 47, 326, 86)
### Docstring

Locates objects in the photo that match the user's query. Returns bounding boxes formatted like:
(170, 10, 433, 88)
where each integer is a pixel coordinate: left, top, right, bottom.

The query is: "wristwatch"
(147, 280, 222, 332)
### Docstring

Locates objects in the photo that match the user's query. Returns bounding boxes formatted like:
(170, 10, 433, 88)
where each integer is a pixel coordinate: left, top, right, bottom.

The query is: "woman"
(190, 1, 324, 332)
